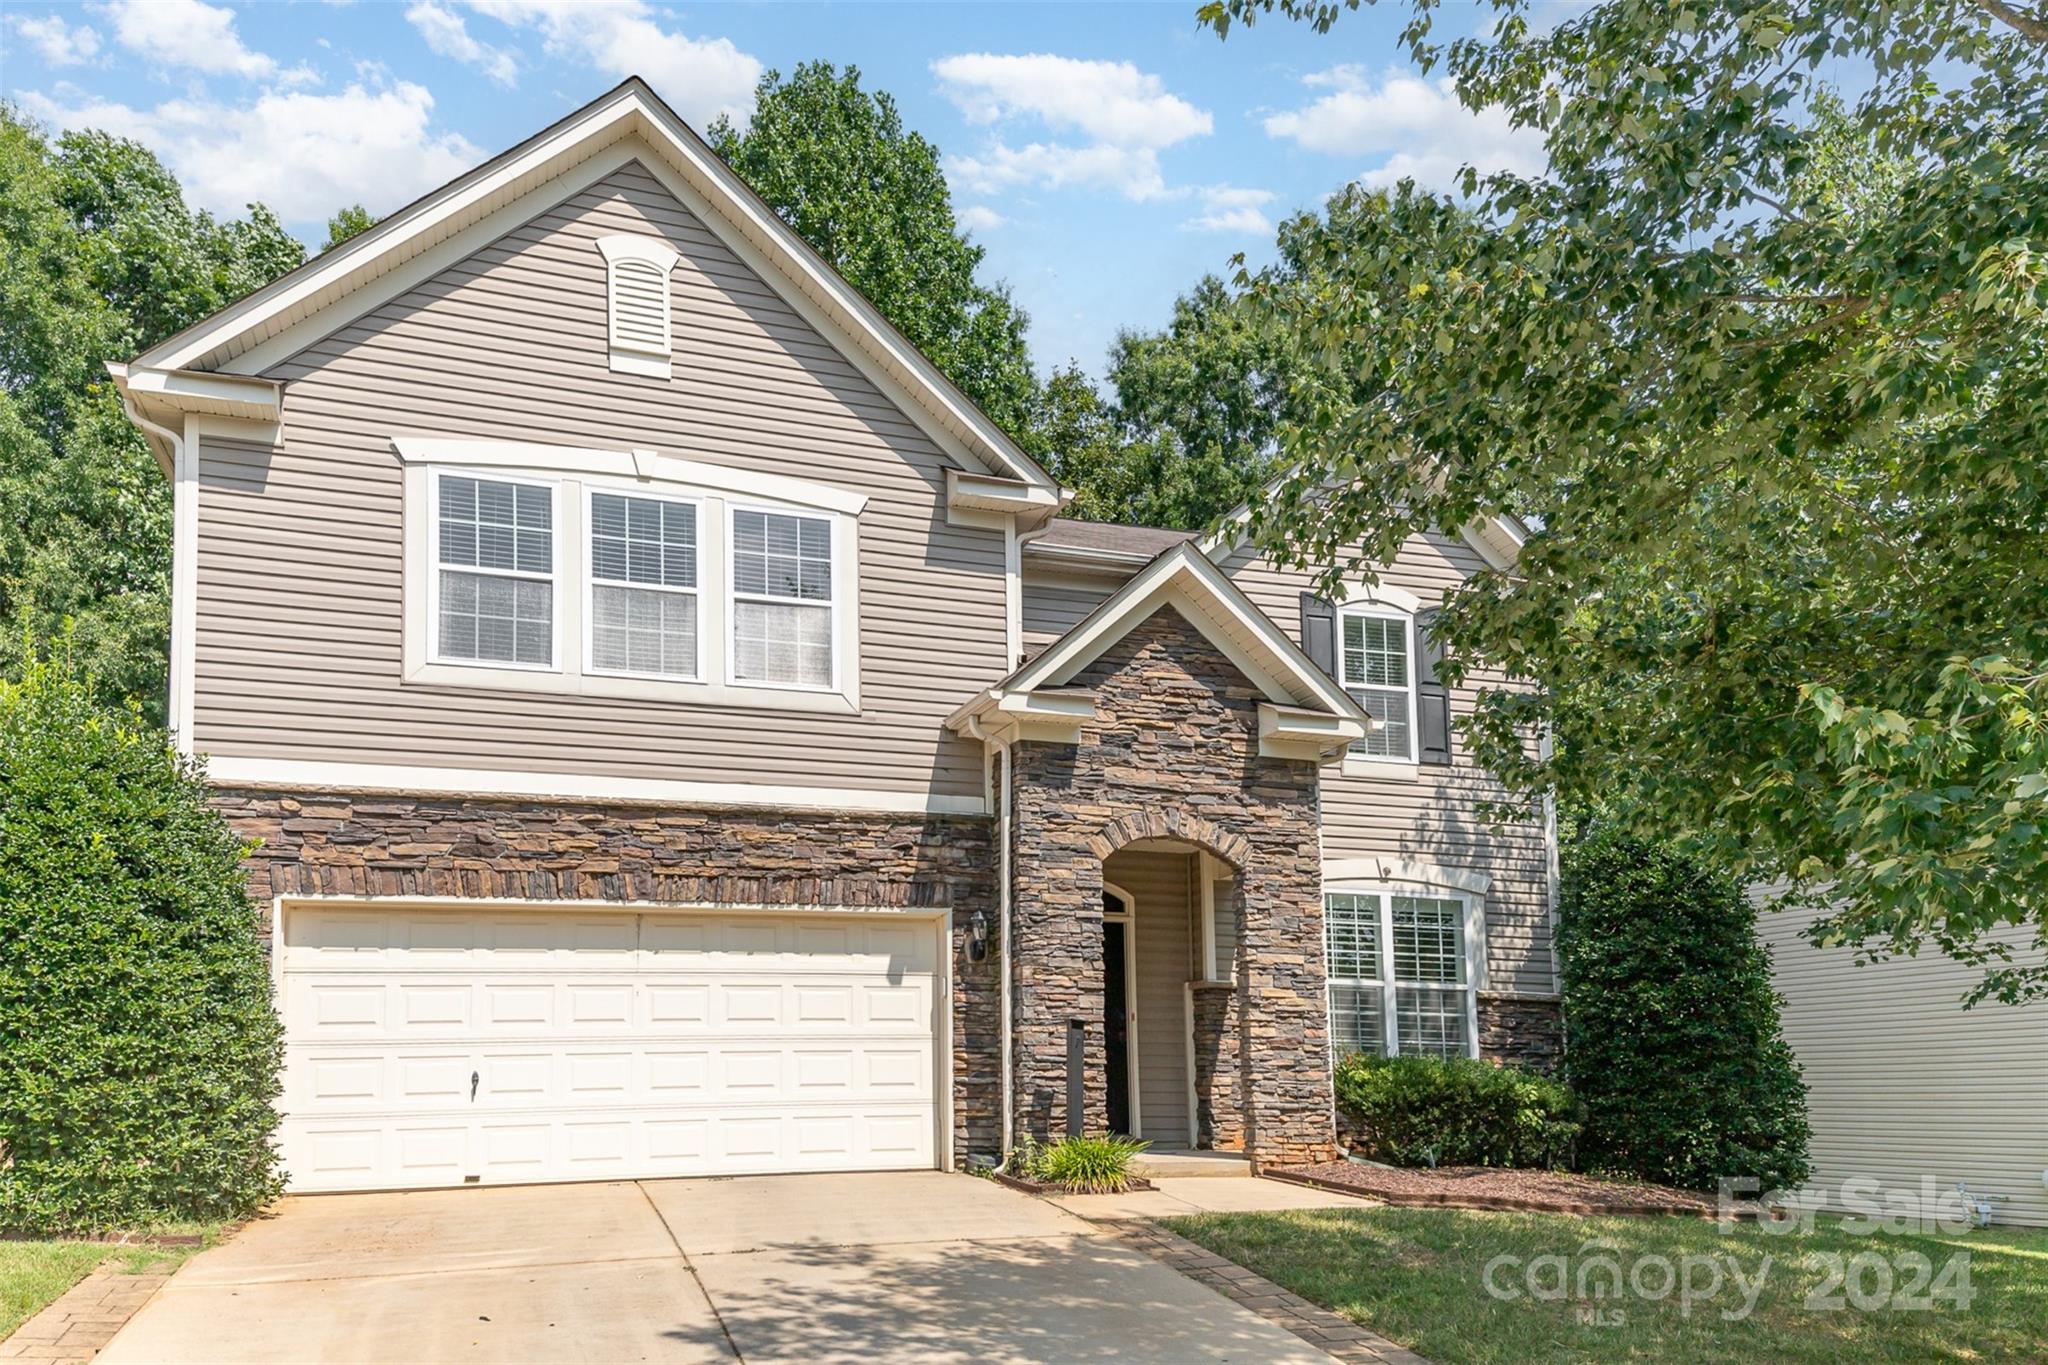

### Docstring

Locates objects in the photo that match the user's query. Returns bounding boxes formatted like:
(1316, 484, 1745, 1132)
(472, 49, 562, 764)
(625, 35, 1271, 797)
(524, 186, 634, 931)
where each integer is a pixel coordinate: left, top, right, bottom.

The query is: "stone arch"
(1084, 808, 1251, 870)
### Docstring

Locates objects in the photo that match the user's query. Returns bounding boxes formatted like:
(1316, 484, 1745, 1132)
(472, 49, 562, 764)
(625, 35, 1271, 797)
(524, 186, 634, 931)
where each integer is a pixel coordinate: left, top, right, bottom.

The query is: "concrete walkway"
(97, 1172, 1333, 1364)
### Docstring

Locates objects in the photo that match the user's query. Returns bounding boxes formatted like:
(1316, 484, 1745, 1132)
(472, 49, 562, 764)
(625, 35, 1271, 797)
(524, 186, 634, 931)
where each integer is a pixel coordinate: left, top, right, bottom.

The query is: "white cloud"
(19, 79, 482, 223)
(102, 0, 287, 80)
(957, 204, 1005, 233)
(1264, 65, 1545, 191)
(406, 1, 518, 86)
(931, 52, 1211, 204)
(1184, 185, 1275, 234)
(9, 13, 102, 66)
(463, 1, 760, 129)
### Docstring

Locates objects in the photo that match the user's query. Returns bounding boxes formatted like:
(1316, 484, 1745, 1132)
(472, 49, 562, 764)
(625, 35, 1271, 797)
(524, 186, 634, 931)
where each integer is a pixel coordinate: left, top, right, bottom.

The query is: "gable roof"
(124, 78, 1061, 500)
(949, 541, 1369, 758)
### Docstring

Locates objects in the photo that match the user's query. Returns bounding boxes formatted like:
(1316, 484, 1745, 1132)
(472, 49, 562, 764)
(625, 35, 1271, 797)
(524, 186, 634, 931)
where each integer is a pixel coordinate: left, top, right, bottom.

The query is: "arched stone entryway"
(1005, 605, 1337, 1168)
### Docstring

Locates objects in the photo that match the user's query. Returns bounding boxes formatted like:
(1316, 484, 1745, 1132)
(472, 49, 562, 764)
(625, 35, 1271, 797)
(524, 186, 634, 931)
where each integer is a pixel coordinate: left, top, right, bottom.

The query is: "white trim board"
(205, 755, 988, 817)
(1011, 543, 1368, 721)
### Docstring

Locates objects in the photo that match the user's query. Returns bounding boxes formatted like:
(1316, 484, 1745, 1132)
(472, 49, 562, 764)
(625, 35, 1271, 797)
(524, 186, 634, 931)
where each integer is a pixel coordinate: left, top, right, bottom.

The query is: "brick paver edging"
(1104, 1220, 1433, 1365)
(0, 1261, 175, 1364)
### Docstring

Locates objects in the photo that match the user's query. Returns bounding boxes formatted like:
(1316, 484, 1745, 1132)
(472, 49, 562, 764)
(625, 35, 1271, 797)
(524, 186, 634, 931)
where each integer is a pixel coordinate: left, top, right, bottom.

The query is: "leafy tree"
(709, 63, 1040, 441)
(322, 203, 376, 252)
(1200, 2, 2048, 999)
(1021, 362, 1129, 521)
(1558, 823, 1811, 1195)
(0, 110, 305, 719)
(0, 644, 284, 1232)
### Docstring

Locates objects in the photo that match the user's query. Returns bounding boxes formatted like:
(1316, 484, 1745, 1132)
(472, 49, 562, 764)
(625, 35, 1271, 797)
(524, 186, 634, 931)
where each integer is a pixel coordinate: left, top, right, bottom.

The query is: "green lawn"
(0, 1238, 207, 1340)
(1164, 1207, 2048, 1364)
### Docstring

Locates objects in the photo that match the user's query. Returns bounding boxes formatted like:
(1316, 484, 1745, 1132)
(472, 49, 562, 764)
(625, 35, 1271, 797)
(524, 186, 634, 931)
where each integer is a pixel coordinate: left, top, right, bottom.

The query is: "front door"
(1103, 916, 1132, 1135)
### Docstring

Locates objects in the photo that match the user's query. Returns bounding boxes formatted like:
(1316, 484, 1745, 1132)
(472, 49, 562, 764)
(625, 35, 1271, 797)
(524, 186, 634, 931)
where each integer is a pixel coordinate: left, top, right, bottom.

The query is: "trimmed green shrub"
(1559, 823, 1811, 1194)
(1007, 1133, 1151, 1192)
(1334, 1054, 1578, 1169)
(0, 651, 283, 1233)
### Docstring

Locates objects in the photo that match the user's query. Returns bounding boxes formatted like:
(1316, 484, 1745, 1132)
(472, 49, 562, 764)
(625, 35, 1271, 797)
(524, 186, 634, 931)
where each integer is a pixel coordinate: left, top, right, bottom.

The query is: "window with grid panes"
(435, 474, 553, 666)
(1324, 890, 1475, 1058)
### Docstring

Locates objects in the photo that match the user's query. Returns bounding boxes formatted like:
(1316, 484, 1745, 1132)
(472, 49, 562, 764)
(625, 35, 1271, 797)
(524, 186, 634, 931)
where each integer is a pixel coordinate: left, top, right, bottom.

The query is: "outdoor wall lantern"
(967, 910, 990, 963)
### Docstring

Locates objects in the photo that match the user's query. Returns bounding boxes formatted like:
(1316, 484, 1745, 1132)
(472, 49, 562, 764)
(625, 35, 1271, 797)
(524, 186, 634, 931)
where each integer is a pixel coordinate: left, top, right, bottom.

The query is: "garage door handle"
(470, 1070, 479, 1102)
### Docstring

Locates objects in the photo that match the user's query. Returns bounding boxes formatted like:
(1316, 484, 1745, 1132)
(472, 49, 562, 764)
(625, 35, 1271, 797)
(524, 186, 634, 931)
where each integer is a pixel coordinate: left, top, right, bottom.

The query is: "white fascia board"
(392, 436, 868, 515)
(1012, 545, 1368, 722)
(109, 363, 282, 422)
(204, 755, 987, 817)
(138, 92, 644, 374)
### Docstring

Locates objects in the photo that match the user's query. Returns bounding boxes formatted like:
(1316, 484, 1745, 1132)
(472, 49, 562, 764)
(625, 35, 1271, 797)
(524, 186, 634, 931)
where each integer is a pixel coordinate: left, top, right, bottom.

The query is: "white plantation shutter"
(610, 259, 670, 355)
(595, 235, 680, 375)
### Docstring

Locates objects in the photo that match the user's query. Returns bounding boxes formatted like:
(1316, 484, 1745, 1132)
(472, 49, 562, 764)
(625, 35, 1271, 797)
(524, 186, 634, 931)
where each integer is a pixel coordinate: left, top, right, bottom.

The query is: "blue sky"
(2, 0, 1550, 377)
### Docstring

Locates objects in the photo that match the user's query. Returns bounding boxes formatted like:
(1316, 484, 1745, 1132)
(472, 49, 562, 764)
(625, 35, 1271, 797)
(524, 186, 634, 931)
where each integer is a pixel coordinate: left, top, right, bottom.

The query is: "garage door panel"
(279, 907, 943, 1190)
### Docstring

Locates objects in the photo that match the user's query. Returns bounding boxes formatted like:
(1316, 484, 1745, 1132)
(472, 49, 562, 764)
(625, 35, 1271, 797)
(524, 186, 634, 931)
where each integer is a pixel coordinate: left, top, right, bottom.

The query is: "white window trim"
(582, 484, 704, 685)
(724, 499, 853, 697)
(1323, 873, 1489, 1060)
(402, 456, 861, 714)
(425, 467, 563, 674)
(1337, 605, 1420, 766)
(595, 234, 680, 378)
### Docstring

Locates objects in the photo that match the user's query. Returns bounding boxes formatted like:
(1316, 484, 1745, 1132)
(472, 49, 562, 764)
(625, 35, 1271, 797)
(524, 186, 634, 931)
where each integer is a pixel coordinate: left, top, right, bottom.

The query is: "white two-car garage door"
(277, 905, 944, 1192)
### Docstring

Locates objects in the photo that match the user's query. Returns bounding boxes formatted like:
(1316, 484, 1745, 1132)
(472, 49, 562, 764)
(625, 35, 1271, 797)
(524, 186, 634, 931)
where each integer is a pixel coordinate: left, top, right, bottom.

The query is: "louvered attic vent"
(596, 234, 681, 378)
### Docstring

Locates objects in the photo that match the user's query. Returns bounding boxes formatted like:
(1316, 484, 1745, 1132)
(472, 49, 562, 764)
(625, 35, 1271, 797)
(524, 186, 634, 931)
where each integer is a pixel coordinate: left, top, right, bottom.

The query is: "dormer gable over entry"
(948, 542, 1371, 760)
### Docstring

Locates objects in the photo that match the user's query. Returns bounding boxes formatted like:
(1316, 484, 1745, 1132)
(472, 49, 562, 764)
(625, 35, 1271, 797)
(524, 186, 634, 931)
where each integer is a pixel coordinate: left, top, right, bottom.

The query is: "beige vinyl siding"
(192, 162, 1005, 799)
(1020, 571, 1117, 658)
(1756, 896, 2048, 1227)
(1107, 847, 1196, 1147)
(1220, 533, 1556, 999)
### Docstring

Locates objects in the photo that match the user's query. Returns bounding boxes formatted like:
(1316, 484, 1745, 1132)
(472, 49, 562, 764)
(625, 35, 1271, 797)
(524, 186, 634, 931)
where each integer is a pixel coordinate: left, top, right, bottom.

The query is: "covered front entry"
(1101, 843, 1236, 1148)
(276, 902, 945, 1191)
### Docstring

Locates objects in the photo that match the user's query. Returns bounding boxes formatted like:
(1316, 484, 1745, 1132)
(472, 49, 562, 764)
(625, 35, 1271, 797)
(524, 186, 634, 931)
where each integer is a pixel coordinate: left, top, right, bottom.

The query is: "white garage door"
(277, 905, 943, 1192)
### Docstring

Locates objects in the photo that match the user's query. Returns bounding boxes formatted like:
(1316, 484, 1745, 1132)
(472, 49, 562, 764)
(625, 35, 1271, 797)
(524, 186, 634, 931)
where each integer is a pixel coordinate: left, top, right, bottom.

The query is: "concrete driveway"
(99, 1172, 1330, 1364)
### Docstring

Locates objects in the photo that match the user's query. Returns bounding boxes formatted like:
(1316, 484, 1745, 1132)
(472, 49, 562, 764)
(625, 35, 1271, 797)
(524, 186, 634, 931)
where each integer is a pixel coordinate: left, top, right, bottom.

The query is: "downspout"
(117, 389, 196, 752)
(997, 736, 1015, 1160)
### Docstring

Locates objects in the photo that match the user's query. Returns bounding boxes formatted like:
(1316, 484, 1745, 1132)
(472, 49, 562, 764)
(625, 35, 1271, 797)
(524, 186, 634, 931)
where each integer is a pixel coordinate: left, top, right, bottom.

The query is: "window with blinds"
(1340, 611, 1416, 760)
(1324, 889, 1477, 1059)
(588, 491, 698, 679)
(434, 473, 553, 667)
(731, 508, 834, 688)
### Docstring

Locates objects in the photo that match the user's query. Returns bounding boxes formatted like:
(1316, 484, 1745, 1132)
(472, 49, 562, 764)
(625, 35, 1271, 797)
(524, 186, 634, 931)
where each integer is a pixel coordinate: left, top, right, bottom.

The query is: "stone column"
(1237, 860, 1339, 1169)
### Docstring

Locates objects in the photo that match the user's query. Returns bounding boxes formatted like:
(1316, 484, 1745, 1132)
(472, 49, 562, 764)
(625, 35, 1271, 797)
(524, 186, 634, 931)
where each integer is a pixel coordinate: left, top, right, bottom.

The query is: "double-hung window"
(406, 443, 859, 709)
(1324, 889, 1478, 1058)
(588, 491, 698, 679)
(1340, 610, 1415, 760)
(730, 508, 835, 689)
(434, 473, 554, 667)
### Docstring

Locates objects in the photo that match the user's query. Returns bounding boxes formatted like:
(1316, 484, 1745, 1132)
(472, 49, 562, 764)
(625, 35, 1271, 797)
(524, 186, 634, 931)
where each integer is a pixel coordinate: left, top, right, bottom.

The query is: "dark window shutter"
(1299, 593, 1338, 679)
(1416, 609, 1452, 765)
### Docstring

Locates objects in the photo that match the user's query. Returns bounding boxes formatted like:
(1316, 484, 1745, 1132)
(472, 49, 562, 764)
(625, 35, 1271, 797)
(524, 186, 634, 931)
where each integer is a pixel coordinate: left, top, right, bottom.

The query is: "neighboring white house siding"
(191, 162, 1006, 799)
(1757, 898, 2048, 1227)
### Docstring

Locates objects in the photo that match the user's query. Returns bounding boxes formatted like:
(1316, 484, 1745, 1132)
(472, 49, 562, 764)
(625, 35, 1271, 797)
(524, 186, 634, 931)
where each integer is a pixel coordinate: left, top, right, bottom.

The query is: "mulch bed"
(1268, 1161, 1768, 1220)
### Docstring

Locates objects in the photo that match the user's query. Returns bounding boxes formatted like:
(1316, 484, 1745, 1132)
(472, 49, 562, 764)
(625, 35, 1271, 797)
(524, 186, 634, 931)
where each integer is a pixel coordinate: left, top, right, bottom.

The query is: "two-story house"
(110, 79, 1558, 1193)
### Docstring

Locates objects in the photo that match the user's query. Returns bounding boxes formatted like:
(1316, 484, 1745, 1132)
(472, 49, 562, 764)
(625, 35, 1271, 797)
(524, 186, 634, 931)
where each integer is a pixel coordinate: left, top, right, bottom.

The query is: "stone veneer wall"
(1189, 983, 1244, 1149)
(210, 789, 1002, 1162)
(1006, 606, 1337, 1168)
(1478, 995, 1566, 1074)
